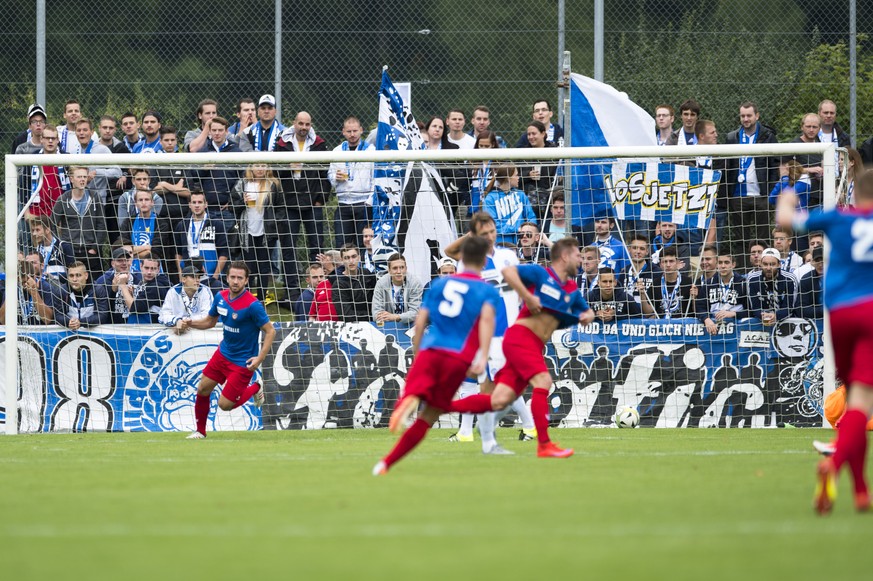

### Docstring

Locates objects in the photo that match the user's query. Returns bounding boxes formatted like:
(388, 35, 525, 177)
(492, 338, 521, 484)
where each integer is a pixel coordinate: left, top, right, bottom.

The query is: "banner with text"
(1, 317, 825, 432)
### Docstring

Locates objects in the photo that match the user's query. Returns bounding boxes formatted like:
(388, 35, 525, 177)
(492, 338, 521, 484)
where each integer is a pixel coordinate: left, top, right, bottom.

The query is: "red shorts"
(203, 349, 255, 402)
(494, 325, 548, 395)
(830, 300, 873, 388)
(402, 350, 472, 412)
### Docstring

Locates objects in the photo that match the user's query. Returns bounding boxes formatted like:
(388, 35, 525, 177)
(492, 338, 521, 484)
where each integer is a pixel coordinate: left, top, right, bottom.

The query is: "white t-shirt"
(448, 133, 476, 149)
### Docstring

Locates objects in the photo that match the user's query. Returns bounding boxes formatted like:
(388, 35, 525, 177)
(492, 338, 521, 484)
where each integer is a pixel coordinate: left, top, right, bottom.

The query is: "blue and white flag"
(604, 162, 721, 229)
(568, 73, 657, 225)
(372, 68, 424, 246)
(372, 68, 456, 284)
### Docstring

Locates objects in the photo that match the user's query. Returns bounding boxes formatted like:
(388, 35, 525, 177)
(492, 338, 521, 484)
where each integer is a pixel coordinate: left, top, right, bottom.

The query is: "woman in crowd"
(468, 130, 499, 217)
(483, 162, 537, 246)
(518, 120, 561, 218)
(233, 164, 279, 304)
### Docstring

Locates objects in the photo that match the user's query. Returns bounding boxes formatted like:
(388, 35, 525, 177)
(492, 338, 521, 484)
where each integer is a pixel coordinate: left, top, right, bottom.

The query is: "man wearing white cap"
(239, 94, 285, 152)
(745, 247, 798, 326)
(13, 104, 48, 155)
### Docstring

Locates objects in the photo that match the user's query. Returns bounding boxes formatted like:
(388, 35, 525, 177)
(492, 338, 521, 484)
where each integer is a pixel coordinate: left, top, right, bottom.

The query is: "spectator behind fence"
(332, 244, 378, 322)
(724, 101, 779, 266)
(152, 126, 193, 223)
(238, 94, 285, 152)
(516, 221, 551, 264)
(183, 98, 218, 153)
(620, 233, 655, 306)
(640, 245, 694, 319)
(587, 267, 641, 322)
(174, 191, 229, 288)
(29, 214, 74, 283)
(746, 248, 798, 326)
(518, 120, 561, 218)
(468, 130, 499, 216)
(232, 164, 278, 302)
(131, 110, 163, 154)
(592, 217, 630, 275)
(159, 266, 214, 334)
(483, 162, 537, 246)
(665, 99, 701, 146)
(372, 253, 423, 326)
(193, 116, 242, 243)
(293, 263, 325, 322)
(56, 100, 82, 154)
(328, 116, 374, 252)
(121, 255, 171, 324)
(745, 239, 767, 277)
(228, 97, 256, 137)
(695, 249, 747, 335)
(73, 117, 120, 205)
(541, 194, 568, 242)
(654, 104, 674, 146)
(122, 188, 175, 274)
(309, 250, 342, 322)
(117, 169, 164, 234)
(276, 111, 331, 288)
(577, 245, 601, 298)
(94, 247, 133, 324)
(445, 109, 475, 149)
(796, 247, 824, 320)
(516, 98, 564, 147)
(26, 125, 69, 222)
(54, 261, 107, 329)
(14, 103, 47, 155)
(52, 165, 106, 279)
(468, 105, 506, 148)
(772, 226, 804, 272)
(0, 253, 57, 325)
(784, 112, 825, 209)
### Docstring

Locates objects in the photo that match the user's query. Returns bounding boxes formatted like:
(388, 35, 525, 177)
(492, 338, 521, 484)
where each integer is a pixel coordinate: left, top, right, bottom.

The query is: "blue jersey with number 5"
(420, 272, 501, 362)
(799, 208, 873, 310)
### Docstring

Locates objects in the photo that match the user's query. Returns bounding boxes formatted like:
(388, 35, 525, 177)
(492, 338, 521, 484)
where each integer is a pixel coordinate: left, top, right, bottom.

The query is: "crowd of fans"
(1, 94, 862, 332)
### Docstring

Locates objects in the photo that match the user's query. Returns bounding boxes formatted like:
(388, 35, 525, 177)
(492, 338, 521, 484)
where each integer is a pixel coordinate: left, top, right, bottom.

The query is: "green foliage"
(774, 35, 873, 140)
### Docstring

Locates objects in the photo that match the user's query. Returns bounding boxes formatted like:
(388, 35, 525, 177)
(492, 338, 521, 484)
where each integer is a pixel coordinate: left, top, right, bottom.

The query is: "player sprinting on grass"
(183, 261, 276, 438)
(777, 169, 873, 514)
(447, 237, 595, 458)
(374, 236, 499, 474)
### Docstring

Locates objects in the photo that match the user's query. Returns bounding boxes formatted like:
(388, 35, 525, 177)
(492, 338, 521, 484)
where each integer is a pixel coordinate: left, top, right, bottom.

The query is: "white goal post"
(4, 142, 838, 434)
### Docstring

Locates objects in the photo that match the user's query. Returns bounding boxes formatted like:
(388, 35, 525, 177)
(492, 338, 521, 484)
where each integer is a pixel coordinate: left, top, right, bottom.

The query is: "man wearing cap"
(797, 247, 824, 320)
(239, 94, 285, 152)
(94, 247, 134, 324)
(436, 257, 457, 277)
(159, 265, 214, 333)
(745, 247, 798, 326)
(13, 104, 47, 154)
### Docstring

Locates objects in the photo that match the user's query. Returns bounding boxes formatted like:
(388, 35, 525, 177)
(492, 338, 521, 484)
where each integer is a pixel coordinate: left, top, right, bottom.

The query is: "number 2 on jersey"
(851, 219, 873, 262)
(438, 280, 469, 317)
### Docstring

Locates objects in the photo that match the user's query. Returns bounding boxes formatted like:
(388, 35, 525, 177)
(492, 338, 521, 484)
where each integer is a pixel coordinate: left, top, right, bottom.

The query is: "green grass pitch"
(1, 428, 870, 580)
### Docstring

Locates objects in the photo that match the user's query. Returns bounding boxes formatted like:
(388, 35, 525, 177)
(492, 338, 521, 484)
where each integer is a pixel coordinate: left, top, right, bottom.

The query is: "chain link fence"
(1, 1, 869, 162)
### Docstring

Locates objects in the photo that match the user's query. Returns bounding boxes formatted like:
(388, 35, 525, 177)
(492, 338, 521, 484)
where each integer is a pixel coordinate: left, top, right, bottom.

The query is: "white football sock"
(478, 412, 497, 451)
(457, 380, 479, 438)
(512, 396, 535, 430)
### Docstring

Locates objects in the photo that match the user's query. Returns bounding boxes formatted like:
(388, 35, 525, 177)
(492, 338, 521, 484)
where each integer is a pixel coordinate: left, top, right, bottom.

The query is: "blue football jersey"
(517, 264, 590, 329)
(209, 289, 271, 366)
(798, 208, 873, 310)
(420, 273, 501, 362)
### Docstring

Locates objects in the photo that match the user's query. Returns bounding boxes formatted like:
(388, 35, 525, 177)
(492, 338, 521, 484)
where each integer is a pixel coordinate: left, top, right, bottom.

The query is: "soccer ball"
(614, 407, 640, 429)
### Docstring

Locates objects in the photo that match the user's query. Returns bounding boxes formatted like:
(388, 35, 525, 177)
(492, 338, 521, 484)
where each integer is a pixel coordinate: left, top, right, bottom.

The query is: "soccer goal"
(3, 141, 840, 434)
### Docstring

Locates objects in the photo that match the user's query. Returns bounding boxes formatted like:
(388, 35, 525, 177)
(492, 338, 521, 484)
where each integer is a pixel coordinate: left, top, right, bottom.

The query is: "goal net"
(2, 142, 840, 434)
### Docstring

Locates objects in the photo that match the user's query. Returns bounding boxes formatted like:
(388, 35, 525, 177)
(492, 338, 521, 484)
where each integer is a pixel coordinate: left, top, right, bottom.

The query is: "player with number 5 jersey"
(777, 169, 873, 514)
(374, 236, 500, 475)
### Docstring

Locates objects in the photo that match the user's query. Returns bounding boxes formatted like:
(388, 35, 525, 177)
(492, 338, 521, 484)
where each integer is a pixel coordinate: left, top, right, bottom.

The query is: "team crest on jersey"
(232, 313, 238, 319)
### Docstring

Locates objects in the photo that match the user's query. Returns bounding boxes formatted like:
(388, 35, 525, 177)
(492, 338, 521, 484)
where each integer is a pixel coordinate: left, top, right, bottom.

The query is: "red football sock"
(833, 409, 869, 494)
(195, 394, 210, 435)
(450, 394, 493, 414)
(530, 387, 551, 445)
(383, 418, 430, 469)
(233, 382, 261, 409)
